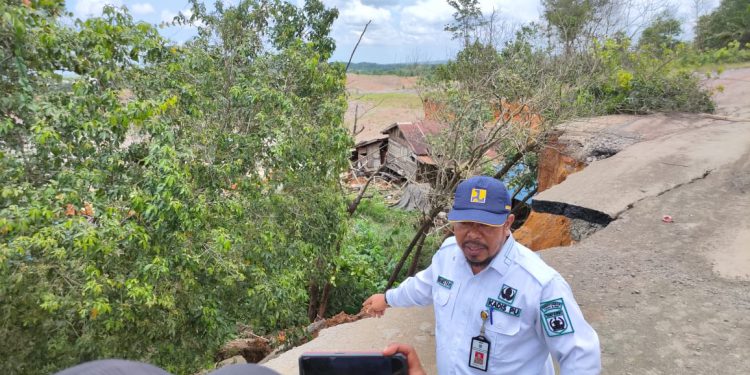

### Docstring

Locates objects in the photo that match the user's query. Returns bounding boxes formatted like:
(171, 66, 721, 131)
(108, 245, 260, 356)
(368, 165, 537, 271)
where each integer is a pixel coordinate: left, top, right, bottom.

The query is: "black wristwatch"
(384, 291, 390, 306)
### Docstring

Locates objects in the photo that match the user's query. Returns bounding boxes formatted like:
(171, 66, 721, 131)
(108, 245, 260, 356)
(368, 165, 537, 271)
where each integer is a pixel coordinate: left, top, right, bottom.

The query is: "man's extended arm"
(363, 264, 434, 316)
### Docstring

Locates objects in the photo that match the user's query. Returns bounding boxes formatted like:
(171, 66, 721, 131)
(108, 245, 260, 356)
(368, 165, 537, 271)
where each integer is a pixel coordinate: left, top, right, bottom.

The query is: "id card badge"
(468, 335, 491, 371)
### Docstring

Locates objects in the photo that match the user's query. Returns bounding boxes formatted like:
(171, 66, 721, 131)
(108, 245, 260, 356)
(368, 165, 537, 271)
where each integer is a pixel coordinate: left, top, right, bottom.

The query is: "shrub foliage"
(0, 0, 353, 373)
(695, 0, 750, 51)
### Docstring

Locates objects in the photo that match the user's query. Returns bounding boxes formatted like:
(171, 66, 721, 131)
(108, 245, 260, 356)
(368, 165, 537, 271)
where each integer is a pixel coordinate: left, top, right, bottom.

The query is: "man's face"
(453, 215, 514, 268)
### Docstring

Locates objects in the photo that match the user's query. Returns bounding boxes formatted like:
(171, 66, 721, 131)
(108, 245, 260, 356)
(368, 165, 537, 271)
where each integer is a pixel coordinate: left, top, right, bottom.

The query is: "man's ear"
(505, 214, 515, 236)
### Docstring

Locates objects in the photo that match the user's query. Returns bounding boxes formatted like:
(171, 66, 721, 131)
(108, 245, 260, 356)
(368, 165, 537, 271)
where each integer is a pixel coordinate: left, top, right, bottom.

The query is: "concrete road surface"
(264, 307, 437, 375)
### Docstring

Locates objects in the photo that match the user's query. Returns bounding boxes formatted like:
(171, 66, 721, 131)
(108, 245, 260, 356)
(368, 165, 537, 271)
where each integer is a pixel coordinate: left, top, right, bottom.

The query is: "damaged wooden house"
(352, 135, 388, 175)
(351, 119, 445, 185)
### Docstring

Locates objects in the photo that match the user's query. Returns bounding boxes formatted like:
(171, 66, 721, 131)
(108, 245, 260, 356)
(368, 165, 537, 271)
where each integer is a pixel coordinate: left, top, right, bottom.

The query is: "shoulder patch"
(540, 298, 575, 337)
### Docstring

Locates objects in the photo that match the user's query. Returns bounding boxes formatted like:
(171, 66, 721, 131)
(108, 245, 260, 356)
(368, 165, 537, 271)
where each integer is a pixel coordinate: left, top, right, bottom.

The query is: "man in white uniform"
(364, 176, 601, 374)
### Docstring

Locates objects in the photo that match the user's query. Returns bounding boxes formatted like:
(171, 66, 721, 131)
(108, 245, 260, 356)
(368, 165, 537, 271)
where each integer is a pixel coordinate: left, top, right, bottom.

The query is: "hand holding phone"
(299, 352, 407, 375)
(382, 343, 426, 375)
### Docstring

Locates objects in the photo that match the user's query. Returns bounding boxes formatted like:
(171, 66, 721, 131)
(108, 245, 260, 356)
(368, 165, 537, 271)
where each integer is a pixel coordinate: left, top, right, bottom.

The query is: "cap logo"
(470, 188, 486, 203)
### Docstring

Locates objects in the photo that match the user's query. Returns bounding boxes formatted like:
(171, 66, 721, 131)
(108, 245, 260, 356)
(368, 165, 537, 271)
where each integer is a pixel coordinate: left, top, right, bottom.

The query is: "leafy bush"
(0, 1, 351, 373)
(578, 38, 715, 114)
(328, 195, 439, 315)
(638, 14, 682, 52)
(695, 0, 750, 51)
(681, 40, 750, 68)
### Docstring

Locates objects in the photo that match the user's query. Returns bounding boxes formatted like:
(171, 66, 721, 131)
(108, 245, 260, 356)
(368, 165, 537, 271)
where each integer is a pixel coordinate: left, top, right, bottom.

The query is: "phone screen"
(299, 353, 407, 375)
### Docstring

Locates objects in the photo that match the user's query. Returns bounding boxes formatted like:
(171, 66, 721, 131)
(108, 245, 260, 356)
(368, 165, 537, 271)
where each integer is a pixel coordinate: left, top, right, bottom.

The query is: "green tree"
(434, 40, 502, 88)
(445, 0, 484, 47)
(639, 14, 683, 51)
(542, 0, 609, 55)
(0, 0, 351, 373)
(695, 0, 750, 50)
(1, 2, 214, 372)
(148, 0, 351, 324)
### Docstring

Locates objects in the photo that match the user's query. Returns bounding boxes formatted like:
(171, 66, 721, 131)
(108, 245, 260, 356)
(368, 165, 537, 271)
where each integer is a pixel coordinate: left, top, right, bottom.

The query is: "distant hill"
(342, 61, 444, 76)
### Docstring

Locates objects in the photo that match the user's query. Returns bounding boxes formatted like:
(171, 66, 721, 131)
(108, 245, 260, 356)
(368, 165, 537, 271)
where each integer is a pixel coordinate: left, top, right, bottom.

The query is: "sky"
(69, 0, 718, 64)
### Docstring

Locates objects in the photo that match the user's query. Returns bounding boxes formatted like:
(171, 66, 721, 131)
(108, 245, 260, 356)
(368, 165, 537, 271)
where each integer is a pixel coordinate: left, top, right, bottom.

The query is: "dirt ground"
(344, 74, 424, 144)
(540, 149, 750, 373)
(540, 70, 750, 373)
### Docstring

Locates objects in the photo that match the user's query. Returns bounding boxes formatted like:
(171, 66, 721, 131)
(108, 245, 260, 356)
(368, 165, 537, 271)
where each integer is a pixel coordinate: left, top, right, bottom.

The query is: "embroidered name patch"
(485, 298, 522, 317)
(540, 298, 575, 337)
(498, 284, 517, 304)
(437, 276, 454, 289)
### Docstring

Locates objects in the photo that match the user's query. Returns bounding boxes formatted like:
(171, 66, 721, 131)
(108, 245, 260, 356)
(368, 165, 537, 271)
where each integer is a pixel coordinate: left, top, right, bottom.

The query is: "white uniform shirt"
(386, 235, 601, 375)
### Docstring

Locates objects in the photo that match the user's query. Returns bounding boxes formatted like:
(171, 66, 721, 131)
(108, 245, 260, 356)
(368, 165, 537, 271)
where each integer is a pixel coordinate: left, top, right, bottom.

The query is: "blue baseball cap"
(447, 176, 512, 226)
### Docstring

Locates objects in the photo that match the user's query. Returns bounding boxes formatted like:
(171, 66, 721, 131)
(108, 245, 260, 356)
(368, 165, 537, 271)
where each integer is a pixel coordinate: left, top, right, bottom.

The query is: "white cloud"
(74, 0, 122, 17)
(339, 0, 392, 26)
(482, 0, 541, 23)
(131, 3, 155, 15)
(351, 25, 402, 46)
(160, 9, 178, 24)
(327, 0, 399, 48)
(161, 8, 205, 28)
(402, 0, 453, 25)
(399, 0, 454, 44)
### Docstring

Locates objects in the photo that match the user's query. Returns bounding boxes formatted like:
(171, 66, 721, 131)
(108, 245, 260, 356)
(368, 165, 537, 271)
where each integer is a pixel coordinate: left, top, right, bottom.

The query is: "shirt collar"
(488, 234, 516, 276)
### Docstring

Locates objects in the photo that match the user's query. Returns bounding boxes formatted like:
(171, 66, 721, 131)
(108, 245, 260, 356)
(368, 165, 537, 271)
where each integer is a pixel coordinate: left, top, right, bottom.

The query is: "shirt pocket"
(432, 284, 458, 323)
(484, 314, 522, 359)
(434, 288, 451, 306)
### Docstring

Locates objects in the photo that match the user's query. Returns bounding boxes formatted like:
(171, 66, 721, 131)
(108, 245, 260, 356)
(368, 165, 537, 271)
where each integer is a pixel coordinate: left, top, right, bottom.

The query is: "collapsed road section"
(513, 91, 750, 252)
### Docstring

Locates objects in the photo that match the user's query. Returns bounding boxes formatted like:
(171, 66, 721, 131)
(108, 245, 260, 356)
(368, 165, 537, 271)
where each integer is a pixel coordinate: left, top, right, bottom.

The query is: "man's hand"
(362, 293, 388, 317)
(383, 343, 426, 375)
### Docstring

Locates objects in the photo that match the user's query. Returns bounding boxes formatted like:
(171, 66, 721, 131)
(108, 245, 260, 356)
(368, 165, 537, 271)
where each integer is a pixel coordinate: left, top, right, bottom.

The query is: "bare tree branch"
(347, 163, 387, 216)
(346, 20, 371, 72)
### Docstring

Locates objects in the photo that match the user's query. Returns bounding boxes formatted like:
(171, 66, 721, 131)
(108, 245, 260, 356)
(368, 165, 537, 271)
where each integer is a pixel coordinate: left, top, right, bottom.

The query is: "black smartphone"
(299, 352, 408, 375)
